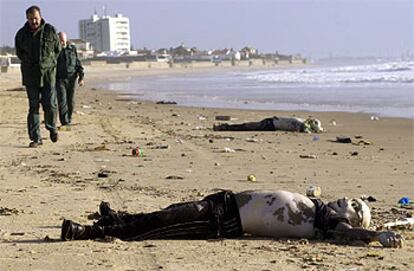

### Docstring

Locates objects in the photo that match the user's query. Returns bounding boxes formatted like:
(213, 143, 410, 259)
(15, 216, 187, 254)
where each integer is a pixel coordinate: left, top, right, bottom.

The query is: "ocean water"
(96, 59, 414, 119)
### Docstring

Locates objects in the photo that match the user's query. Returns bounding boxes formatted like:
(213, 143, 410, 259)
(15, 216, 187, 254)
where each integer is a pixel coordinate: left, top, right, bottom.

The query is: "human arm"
(14, 30, 24, 61)
(73, 47, 84, 85)
(333, 222, 404, 248)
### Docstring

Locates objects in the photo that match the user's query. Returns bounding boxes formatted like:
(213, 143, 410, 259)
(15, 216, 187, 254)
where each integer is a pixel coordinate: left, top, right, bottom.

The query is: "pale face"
(328, 198, 370, 228)
(308, 118, 324, 132)
(27, 10, 42, 31)
(59, 32, 67, 47)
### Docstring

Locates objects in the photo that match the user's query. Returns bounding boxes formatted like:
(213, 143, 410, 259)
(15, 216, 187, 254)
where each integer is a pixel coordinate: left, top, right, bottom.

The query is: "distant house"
(154, 48, 172, 62)
(171, 44, 195, 57)
(240, 46, 259, 59)
(209, 48, 240, 61)
(0, 54, 20, 73)
(0, 54, 20, 67)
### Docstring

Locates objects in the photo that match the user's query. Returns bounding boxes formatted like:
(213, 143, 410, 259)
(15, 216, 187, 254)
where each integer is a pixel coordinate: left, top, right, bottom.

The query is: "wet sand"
(0, 67, 413, 270)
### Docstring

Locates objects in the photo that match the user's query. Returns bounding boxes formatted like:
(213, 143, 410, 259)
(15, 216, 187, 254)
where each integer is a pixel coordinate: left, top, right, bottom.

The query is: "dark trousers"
(99, 191, 243, 241)
(221, 117, 275, 131)
(56, 75, 76, 125)
(26, 84, 58, 141)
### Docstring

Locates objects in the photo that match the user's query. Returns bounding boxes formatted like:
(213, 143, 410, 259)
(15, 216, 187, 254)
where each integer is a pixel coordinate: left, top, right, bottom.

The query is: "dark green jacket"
(57, 44, 84, 81)
(15, 19, 61, 87)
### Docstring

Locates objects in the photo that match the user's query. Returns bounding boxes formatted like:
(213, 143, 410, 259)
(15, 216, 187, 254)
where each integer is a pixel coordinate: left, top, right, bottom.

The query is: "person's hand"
(78, 79, 84, 87)
(377, 231, 404, 248)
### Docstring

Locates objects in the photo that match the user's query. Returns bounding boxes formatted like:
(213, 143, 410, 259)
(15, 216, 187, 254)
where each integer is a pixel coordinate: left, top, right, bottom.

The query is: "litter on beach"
(382, 218, 414, 230)
(215, 115, 231, 121)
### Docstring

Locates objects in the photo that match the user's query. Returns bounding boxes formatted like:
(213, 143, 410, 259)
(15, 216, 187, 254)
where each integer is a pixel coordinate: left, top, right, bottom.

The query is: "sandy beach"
(0, 65, 413, 270)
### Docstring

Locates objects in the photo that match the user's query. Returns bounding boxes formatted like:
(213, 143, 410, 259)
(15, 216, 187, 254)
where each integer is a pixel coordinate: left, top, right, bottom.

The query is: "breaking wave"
(246, 61, 414, 85)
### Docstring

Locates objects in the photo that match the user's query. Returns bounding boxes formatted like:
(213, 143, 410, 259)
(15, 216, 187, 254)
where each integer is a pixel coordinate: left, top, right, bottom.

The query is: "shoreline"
(3, 62, 411, 120)
(0, 66, 413, 270)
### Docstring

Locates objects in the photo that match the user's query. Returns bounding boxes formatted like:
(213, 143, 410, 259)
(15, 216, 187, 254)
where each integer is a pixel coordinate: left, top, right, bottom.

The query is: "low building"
(68, 39, 94, 59)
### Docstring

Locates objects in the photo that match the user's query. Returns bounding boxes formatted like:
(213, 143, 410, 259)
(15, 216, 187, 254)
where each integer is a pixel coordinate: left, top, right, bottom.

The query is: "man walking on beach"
(15, 5, 61, 147)
(56, 32, 84, 129)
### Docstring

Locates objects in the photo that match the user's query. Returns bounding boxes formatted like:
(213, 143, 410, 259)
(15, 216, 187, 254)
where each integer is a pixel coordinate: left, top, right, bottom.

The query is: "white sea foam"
(245, 61, 414, 85)
(96, 60, 414, 119)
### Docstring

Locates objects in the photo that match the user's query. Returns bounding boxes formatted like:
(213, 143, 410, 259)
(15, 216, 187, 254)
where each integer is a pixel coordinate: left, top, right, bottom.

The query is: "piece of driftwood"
(382, 218, 414, 230)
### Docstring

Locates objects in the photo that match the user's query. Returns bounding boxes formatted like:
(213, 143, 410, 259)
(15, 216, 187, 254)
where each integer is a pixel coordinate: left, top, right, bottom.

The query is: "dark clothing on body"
(97, 191, 243, 241)
(310, 198, 349, 238)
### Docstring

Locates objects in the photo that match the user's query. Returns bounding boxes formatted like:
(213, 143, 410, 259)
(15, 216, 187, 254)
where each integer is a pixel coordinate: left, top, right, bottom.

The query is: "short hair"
(26, 5, 41, 17)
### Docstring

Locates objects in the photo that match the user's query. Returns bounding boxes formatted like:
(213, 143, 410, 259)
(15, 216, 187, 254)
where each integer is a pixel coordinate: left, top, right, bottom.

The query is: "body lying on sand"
(62, 189, 403, 248)
(213, 116, 324, 133)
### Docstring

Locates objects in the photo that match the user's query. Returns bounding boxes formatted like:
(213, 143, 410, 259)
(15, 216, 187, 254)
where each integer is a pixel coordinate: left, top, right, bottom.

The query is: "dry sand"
(0, 66, 413, 270)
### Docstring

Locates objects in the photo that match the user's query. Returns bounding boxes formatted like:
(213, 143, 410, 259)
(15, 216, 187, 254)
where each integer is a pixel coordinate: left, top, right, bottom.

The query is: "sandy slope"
(0, 69, 413, 270)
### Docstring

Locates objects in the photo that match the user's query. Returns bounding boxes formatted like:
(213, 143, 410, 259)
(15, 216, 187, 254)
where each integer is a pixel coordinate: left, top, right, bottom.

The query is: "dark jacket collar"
(24, 18, 46, 33)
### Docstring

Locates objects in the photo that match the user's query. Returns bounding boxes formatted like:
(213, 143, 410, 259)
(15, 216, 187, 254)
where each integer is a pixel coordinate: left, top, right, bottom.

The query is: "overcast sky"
(0, 0, 413, 58)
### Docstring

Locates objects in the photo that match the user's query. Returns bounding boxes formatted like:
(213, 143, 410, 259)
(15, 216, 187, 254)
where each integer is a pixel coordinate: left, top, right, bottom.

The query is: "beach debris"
(10, 232, 25, 236)
(247, 174, 257, 182)
(165, 175, 184, 180)
(329, 120, 337, 126)
(0, 207, 21, 216)
(360, 195, 377, 202)
(306, 186, 322, 198)
(312, 135, 320, 141)
(333, 136, 372, 145)
(75, 110, 86, 115)
(370, 116, 380, 121)
(156, 100, 177, 105)
(332, 152, 338, 155)
(6, 87, 25, 92)
(175, 138, 184, 144)
(197, 115, 207, 121)
(335, 136, 352, 143)
(153, 144, 169, 149)
(382, 218, 414, 230)
(92, 144, 110, 151)
(353, 140, 372, 146)
(214, 162, 220, 166)
(97, 169, 110, 178)
(215, 115, 231, 121)
(398, 197, 413, 206)
(245, 137, 258, 142)
(350, 151, 359, 156)
(81, 105, 92, 109)
(299, 154, 317, 159)
(224, 147, 236, 153)
(94, 158, 110, 162)
(131, 147, 144, 157)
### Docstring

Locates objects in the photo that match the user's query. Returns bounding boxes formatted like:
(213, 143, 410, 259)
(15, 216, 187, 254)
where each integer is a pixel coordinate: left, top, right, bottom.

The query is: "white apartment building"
(79, 13, 131, 53)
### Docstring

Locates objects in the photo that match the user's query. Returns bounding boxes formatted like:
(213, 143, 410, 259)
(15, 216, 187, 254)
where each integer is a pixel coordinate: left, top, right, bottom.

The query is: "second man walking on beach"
(56, 32, 84, 129)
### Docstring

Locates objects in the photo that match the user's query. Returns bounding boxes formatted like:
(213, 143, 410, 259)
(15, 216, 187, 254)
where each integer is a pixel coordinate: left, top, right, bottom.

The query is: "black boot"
(61, 219, 104, 241)
(97, 201, 132, 227)
(99, 201, 116, 217)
